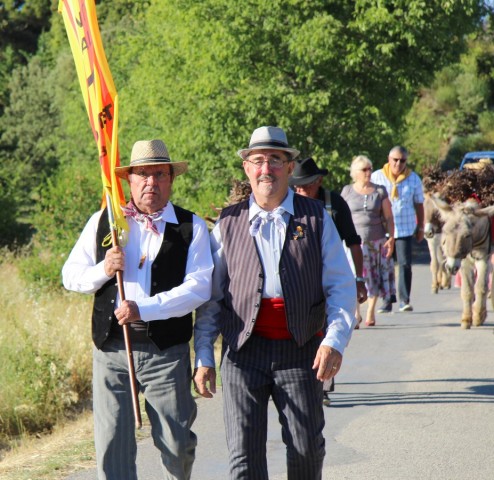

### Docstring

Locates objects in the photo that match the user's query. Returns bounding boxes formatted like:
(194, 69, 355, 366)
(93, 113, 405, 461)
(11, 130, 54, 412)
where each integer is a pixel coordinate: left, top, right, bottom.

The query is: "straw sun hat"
(115, 139, 188, 179)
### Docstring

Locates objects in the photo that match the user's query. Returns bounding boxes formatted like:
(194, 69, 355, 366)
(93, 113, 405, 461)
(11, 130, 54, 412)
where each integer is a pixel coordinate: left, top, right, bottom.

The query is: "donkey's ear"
(430, 194, 453, 223)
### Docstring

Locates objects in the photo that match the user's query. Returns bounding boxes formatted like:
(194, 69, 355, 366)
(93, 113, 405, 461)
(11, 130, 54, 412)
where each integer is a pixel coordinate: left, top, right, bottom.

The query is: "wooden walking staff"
(106, 192, 142, 429)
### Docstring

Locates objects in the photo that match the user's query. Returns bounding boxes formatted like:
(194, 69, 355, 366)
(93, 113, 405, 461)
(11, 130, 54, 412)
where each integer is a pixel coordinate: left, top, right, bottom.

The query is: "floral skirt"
(361, 238, 396, 301)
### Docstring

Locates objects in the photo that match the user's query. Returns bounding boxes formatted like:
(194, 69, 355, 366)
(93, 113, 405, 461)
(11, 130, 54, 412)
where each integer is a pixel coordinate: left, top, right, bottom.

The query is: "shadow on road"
(330, 378, 494, 408)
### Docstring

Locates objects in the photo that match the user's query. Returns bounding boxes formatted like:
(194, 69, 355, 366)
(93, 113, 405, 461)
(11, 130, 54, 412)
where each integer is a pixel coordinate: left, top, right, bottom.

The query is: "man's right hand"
(193, 366, 217, 398)
(104, 246, 125, 277)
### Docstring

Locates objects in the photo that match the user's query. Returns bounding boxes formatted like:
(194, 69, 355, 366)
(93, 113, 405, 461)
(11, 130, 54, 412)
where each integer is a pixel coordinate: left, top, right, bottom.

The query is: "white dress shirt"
(62, 202, 214, 321)
(194, 189, 357, 368)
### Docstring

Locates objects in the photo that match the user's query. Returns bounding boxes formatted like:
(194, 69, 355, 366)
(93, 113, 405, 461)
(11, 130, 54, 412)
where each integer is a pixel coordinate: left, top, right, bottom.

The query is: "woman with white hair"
(341, 155, 396, 326)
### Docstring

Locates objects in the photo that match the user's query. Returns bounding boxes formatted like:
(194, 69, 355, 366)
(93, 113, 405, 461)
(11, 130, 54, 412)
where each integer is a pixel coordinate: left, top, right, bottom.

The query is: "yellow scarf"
(383, 163, 411, 199)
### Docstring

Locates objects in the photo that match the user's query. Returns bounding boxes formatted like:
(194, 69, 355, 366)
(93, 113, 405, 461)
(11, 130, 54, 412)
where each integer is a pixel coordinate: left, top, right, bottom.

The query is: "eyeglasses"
(246, 156, 288, 169)
(131, 170, 172, 181)
(360, 167, 372, 172)
(391, 157, 407, 164)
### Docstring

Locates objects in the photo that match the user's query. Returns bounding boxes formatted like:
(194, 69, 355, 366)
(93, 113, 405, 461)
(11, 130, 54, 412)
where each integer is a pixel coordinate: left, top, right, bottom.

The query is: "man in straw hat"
(193, 126, 357, 479)
(62, 139, 213, 479)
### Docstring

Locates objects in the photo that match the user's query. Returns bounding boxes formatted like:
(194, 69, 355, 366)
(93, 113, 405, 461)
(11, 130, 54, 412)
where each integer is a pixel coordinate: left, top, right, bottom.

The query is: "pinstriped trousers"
(221, 335, 325, 480)
(92, 339, 197, 480)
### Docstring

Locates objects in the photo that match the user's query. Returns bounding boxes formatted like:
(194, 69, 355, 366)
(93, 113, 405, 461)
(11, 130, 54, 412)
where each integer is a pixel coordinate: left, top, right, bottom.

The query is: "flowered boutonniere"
(293, 225, 305, 240)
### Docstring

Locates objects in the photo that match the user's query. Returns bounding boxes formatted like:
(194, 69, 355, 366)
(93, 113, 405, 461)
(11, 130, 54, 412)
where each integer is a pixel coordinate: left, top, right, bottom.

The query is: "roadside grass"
(0, 410, 95, 480)
(0, 400, 153, 480)
(0, 370, 221, 480)
(0, 254, 223, 478)
(0, 255, 93, 454)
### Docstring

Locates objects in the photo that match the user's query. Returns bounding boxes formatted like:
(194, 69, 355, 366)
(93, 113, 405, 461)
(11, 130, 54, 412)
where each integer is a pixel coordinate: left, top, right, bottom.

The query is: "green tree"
(0, 0, 56, 112)
(0, 57, 60, 224)
(114, 0, 488, 212)
(1, 0, 491, 287)
(404, 19, 494, 172)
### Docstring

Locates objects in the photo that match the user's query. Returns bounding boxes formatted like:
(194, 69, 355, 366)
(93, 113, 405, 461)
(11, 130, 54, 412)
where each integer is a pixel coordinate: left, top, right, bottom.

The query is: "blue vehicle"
(459, 151, 494, 170)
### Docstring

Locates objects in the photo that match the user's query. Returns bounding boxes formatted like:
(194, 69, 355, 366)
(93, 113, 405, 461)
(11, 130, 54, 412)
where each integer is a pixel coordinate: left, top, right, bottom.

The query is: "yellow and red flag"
(58, 0, 127, 231)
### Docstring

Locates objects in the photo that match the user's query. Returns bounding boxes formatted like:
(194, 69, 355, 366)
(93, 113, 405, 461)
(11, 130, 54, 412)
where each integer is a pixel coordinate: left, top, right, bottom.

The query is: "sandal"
(355, 315, 363, 329)
(365, 318, 376, 327)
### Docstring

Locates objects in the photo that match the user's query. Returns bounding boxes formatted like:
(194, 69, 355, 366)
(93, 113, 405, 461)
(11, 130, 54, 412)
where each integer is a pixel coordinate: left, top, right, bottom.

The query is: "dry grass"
(0, 411, 95, 480)
(0, 258, 93, 450)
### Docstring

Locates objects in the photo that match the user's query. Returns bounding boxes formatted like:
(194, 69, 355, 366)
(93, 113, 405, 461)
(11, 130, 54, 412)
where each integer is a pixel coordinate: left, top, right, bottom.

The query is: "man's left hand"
(313, 345, 343, 381)
(116, 300, 141, 325)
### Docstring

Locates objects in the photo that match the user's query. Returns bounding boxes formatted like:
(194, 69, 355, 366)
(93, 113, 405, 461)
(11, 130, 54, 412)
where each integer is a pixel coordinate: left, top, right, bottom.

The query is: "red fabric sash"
(253, 298, 292, 339)
(253, 298, 324, 340)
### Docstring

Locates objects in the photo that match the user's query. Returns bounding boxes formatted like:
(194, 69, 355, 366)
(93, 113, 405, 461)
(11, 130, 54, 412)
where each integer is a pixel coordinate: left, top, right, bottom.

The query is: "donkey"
(432, 196, 494, 329)
(424, 194, 451, 294)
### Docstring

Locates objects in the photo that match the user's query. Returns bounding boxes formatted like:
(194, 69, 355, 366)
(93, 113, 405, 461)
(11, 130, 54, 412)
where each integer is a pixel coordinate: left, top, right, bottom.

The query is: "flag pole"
(106, 192, 142, 429)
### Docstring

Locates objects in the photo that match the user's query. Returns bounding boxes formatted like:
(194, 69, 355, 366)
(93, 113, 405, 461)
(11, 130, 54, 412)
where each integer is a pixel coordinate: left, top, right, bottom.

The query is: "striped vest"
(219, 194, 326, 350)
(92, 206, 193, 350)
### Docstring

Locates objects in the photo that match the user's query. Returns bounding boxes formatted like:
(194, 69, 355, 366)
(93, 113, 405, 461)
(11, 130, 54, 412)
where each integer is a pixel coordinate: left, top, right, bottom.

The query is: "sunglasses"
(391, 157, 407, 164)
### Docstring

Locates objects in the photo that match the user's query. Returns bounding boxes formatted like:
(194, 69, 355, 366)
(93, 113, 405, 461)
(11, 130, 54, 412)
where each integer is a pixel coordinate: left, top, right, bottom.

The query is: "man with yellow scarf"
(371, 146, 424, 313)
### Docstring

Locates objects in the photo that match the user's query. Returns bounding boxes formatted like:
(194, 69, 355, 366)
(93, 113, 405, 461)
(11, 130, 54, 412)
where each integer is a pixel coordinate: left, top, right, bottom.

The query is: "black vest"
(92, 206, 193, 350)
(218, 194, 326, 350)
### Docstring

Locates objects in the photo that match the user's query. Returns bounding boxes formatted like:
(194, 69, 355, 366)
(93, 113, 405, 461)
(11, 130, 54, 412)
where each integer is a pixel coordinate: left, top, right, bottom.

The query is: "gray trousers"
(221, 335, 326, 480)
(92, 339, 197, 480)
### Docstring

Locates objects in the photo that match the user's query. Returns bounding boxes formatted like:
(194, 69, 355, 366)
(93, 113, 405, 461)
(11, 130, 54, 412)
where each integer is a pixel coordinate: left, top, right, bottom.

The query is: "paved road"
(67, 255, 494, 479)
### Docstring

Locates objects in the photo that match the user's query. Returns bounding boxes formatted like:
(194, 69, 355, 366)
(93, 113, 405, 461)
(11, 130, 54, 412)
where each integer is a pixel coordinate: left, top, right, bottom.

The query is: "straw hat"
(115, 139, 188, 179)
(237, 126, 300, 160)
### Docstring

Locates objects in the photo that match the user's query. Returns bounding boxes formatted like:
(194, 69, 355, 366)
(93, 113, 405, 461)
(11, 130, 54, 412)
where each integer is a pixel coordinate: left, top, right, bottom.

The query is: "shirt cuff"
(194, 348, 215, 368)
(136, 299, 158, 322)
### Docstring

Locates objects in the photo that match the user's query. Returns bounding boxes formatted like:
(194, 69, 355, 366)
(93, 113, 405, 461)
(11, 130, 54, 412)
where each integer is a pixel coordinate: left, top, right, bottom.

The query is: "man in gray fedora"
(62, 139, 214, 480)
(193, 126, 357, 479)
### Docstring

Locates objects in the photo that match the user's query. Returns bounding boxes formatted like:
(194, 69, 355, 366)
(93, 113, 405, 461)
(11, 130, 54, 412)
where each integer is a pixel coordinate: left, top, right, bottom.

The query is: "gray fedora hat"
(237, 126, 300, 160)
(288, 157, 328, 186)
(115, 139, 188, 179)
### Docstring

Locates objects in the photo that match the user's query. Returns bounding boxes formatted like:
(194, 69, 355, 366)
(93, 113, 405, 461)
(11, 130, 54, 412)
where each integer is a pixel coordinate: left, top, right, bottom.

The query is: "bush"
(0, 260, 93, 448)
(18, 160, 103, 288)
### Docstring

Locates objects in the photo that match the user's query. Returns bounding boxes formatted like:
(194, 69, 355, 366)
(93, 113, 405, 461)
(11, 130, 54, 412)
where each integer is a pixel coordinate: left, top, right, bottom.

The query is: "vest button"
(246, 332, 250, 337)
(152, 282, 157, 286)
(257, 288, 262, 293)
(251, 319, 255, 323)
(108, 316, 112, 320)
(254, 304, 259, 308)
(111, 299, 115, 303)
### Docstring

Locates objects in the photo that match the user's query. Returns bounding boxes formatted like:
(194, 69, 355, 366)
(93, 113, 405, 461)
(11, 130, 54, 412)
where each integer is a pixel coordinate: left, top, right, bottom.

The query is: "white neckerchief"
(249, 206, 286, 237)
